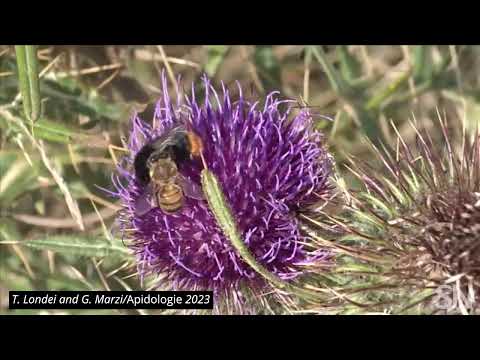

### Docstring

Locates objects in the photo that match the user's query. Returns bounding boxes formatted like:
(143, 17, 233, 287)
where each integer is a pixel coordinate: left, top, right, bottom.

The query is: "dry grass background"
(1, 45, 479, 314)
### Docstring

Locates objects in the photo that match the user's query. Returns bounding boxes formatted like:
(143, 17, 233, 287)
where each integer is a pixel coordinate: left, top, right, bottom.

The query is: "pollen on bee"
(187, 131, 204, 158)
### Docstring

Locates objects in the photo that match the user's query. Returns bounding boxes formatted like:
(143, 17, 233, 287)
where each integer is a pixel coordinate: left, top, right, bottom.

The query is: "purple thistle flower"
(111, 75, 333, 312)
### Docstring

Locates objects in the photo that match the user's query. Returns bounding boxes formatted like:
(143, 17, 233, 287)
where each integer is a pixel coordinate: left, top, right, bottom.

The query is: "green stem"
(365, 69, 412, 111)
(14, 45, 41, 122)
(412, 45, 428, 81)
(310, 46, 349, 98)
(201, 168, 323, 302)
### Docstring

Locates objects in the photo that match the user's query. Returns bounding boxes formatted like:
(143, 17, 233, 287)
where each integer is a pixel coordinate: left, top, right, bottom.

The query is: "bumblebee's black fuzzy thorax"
(168, 131, 191, 163)
(134, 131, 191, 186)
(134, 143, 155, 186)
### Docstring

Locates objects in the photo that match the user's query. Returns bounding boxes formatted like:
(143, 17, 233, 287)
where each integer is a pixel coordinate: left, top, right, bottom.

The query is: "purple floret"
(111, 75, 333, 303)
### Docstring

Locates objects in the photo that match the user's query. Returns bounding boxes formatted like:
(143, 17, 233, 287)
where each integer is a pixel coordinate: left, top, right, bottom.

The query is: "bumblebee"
(134, 126, 204, 215)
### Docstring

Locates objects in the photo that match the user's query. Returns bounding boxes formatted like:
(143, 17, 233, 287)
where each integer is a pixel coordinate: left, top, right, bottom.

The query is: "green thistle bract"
(336, 117, 480, 314)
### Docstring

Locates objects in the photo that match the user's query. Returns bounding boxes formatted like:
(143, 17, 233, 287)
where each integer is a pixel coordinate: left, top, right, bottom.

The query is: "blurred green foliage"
(1, 45, 479, 315)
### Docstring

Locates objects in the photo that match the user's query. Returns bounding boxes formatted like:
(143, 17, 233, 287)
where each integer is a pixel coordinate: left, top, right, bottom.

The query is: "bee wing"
(134, 183, 158, 216)
(149, 126, 187, 152)
(177, 174, 204, 200)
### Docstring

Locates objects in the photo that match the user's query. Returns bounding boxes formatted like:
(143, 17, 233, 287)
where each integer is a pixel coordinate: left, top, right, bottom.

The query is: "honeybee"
(134, 126, 204, 216)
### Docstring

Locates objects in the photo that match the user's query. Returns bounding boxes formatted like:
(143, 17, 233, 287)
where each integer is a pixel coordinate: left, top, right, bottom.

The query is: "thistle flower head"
(110, 75, 333, 313)
(340, 117, 480, 314)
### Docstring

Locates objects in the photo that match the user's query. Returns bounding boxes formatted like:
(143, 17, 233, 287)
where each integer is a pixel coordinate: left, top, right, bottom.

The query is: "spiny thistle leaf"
(0, 236, 132, 258)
